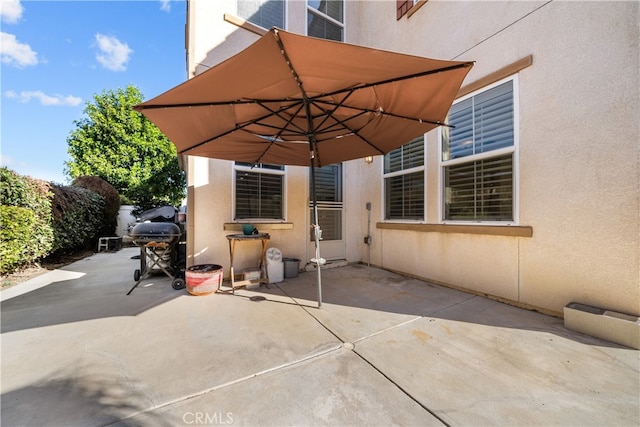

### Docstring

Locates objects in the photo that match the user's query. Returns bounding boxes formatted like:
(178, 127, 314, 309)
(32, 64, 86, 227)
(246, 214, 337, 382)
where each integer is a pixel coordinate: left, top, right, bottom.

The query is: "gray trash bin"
(283, 258, 300, 278)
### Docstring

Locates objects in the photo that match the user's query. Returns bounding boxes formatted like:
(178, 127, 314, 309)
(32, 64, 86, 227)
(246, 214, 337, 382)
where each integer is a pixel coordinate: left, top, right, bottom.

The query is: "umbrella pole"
(309, 147, 323, 309)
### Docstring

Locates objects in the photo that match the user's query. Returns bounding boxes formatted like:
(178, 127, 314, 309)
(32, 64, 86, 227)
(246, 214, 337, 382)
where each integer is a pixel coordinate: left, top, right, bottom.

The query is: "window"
(237, 0, 285, 30)
(384, 137, 425, 220)
(397, 0, 423, 19)
(397, 1, 410, 19)
(441, 78, 517, 222)
(307, 0, 343, 41)
(309, 164, 343, 241)
(234, 162, 284, 220)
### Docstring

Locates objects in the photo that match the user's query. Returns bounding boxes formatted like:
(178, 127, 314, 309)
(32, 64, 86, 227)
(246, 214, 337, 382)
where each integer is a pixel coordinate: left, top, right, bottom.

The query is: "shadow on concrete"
(1, 250, 183, 333)
(252, 264, 631, 349)
(0, 367, 171, 427)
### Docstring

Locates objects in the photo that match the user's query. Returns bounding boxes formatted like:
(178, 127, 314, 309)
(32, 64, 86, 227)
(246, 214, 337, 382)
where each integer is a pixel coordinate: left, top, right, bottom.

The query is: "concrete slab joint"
(2, 249, 638, 426)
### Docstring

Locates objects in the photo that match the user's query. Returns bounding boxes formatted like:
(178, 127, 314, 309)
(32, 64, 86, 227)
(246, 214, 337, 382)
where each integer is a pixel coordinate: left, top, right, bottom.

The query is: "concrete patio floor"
(1, 247, 638, 426)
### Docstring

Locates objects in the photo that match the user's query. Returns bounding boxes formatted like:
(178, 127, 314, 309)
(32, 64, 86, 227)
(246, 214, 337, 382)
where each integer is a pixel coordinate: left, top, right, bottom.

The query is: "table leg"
(260, 239, 269, 287)
(230, 239, 237, 293)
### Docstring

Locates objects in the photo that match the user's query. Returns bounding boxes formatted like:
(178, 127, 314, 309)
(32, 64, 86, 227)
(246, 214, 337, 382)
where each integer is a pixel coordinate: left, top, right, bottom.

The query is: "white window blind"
(235, 162, 284, 220)
(313, 164, 342, 202)
(444, 154, 513, 221)
(444, 81, 514, 161)
(384, 137, 424, 173)
(384, 137, 425, 220)
(309, 164, 342, 241)
(442, 79, 516, 222)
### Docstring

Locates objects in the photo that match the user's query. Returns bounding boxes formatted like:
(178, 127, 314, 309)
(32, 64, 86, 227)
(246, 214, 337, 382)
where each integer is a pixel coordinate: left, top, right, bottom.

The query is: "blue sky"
(1, 0, 186, 183)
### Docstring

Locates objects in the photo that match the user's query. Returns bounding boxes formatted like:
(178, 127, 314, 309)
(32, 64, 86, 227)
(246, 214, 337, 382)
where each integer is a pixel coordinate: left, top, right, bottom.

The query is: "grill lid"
(139, 206, 178, 223)
(130, 222, 181, 245)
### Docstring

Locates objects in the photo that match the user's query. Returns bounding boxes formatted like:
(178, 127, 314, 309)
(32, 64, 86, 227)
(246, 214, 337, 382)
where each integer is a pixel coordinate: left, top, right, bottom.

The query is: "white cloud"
(5, 90, 82, 107)
(0, 32, 38, 68)
(0, 0, 23, 24)
(160, 0, 170, 12)
(94, 33, 132, 72)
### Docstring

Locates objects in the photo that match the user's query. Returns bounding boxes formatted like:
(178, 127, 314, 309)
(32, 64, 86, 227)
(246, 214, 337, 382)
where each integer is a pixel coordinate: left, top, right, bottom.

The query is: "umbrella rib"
(254, 101, 307, 164)
(180, 108, 291, 154)
(308, 89, 357, 136)
(272, 28, 325, 168)
(253, 100, 308, 137)
(311, 110, 372, 139)
(134, 98, 267, 110)
(312, 98, 452, 128)
(309, 99, 385, 155)
(136, 61, 471, 112)
(180, 100, 309, 154)
(312, 62, 474, 101)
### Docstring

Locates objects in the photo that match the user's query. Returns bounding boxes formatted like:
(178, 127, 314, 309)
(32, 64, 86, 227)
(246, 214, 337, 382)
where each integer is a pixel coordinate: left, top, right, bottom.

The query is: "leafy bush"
(1, 168, 113, 272)
(72, 176, 120, 236)
(0, 206, 37, 274)
(0, 167, 54, 274)
(49, 184, 106, 255)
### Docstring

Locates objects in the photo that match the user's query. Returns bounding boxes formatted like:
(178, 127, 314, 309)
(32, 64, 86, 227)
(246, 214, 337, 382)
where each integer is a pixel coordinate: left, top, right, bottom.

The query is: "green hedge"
(1, 167, 114, 274)
(49, 184, 106, 254)
(72, 176, 120, 237)
(0, 206, 38, 274)
(1, 168, 54, 274)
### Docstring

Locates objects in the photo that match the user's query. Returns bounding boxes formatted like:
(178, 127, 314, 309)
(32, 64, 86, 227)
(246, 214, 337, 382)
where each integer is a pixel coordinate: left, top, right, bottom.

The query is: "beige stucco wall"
(349, 0, 639, 316)
(184, 1, 300, 272)
(187, 155, 312, 273)
(185, 1, 639, 316)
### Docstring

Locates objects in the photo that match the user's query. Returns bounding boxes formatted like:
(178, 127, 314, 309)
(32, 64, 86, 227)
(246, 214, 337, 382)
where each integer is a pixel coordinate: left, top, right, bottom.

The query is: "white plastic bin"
(266, 247, 284, 283)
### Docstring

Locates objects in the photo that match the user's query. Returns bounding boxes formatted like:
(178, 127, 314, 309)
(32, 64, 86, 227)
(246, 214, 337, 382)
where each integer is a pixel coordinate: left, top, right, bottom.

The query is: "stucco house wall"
(183, 0, 639, 317)
(347, 0, 639, 316)
(184, 1, 314, 271)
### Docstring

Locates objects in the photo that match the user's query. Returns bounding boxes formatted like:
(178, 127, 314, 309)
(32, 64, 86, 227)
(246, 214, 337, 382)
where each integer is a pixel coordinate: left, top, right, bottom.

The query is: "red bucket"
(186, 264, 223, 296)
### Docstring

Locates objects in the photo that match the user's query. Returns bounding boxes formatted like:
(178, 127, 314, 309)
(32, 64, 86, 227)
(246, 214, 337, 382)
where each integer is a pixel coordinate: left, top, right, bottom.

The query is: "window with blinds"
(309, 164, 342, 241)
(307, 0, 343, 41)
(234, 162, 284, 220)
(444, 154, 513, 221)
(384, 137, 425, 220)
(313, 164, 342, 202)
(441, 78, 516, 222)
(237, 0, 285, 30)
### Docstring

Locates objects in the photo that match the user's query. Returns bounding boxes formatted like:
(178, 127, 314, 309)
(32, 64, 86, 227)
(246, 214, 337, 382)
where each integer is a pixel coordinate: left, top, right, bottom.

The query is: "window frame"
(308, 163, 344, 242)
(236, 0, 286, 31)
(438, 75, 520, 225)
(382, 136, 427, 223)
(233, 162, 286, 222)
(306, 0, 345, 41)
(397, 0, 428, 20)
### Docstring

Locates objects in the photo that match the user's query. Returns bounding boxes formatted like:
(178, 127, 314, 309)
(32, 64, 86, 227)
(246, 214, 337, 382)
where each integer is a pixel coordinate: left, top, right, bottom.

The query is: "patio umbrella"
(134, 28, 473, 308)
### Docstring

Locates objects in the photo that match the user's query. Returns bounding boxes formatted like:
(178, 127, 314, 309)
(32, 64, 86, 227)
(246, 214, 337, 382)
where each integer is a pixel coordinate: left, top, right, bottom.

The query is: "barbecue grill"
(127, 206, 186, 295)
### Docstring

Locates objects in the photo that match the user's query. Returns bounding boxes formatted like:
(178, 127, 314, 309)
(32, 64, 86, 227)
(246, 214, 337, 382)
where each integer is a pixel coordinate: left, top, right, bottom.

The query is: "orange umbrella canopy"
(134, 28, 473, 168)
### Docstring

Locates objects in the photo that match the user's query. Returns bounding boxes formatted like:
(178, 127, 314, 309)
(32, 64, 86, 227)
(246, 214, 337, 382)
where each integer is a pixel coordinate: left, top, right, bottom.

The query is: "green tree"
(65, 85, 185, 211)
